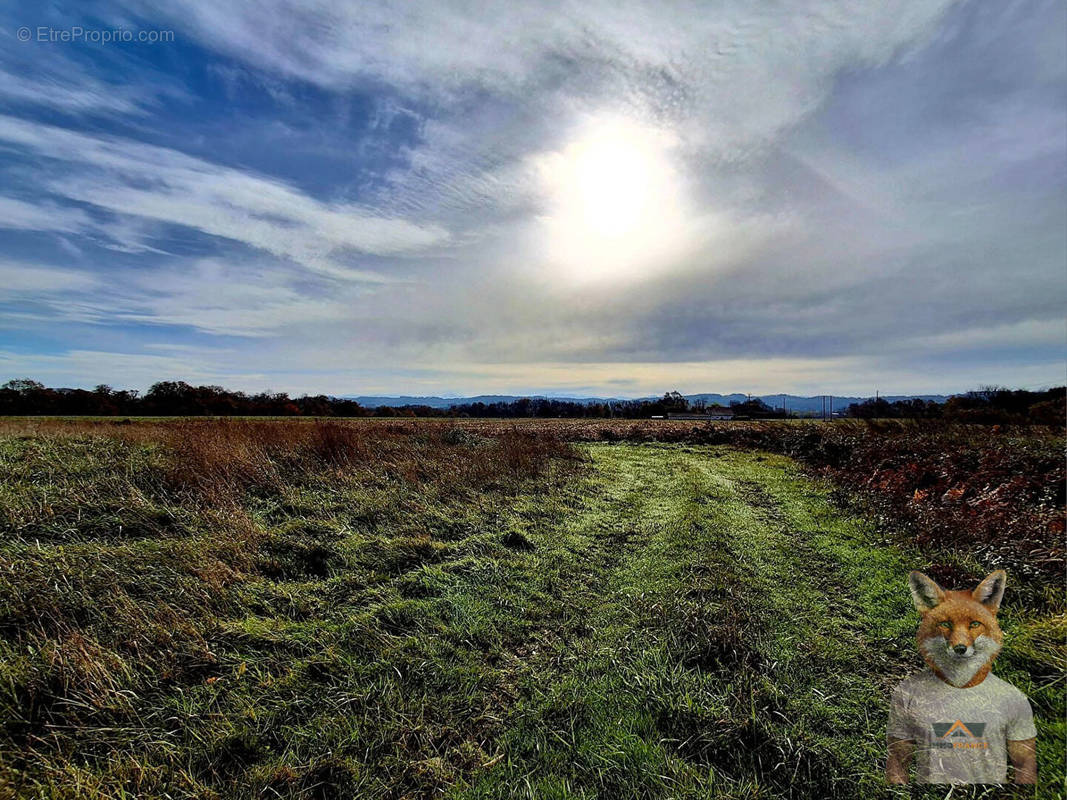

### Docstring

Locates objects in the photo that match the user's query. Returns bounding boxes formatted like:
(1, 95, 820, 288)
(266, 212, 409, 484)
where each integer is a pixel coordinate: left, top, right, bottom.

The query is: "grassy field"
(0, 421, 1062, 798)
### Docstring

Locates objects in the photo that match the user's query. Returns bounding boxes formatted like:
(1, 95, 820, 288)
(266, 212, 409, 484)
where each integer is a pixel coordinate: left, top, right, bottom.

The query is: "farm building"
(665, 407, 734, 420)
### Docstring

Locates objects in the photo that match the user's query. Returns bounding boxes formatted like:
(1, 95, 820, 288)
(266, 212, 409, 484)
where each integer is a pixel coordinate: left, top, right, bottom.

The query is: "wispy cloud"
(2, 256, 358, 337)
(0, 71, 146, 115)
(0, 196, 91, 234)
(107, 259, 357, 337)
(0, 260, 98, 293)
(0, 115, 450, 281)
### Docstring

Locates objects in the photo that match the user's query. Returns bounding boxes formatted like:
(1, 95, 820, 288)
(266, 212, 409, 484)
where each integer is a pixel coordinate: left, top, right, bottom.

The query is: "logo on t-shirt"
(931, 720, 989, 749)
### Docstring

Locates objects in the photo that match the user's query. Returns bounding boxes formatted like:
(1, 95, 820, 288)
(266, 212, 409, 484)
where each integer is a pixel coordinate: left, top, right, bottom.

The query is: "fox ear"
(909, 571, 945, 612)
(972, 570, 1007, 613)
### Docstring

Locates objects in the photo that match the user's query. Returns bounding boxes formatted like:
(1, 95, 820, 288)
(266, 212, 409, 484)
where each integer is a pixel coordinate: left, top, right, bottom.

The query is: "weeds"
(0, 420, 580, 798)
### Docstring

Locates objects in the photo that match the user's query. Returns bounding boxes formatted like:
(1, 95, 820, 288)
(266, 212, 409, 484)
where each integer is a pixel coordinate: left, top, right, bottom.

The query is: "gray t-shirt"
(888, 669, 1037, 784)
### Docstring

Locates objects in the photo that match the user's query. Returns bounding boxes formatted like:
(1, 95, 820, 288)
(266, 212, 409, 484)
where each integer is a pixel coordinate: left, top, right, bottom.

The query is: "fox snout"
(946, 627, 976, 657)
(946, 639, 974, 658)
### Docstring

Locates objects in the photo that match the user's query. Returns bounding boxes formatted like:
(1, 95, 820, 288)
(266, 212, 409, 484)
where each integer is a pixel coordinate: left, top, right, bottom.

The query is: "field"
(0, 418, 1063, 799)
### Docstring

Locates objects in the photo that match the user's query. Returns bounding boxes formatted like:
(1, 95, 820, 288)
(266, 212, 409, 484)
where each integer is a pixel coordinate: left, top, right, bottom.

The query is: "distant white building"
(665, 406, 735, 421)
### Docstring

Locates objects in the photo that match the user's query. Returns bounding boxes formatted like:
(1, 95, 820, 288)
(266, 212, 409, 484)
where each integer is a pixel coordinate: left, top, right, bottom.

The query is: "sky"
(0, 0, 1064, 398)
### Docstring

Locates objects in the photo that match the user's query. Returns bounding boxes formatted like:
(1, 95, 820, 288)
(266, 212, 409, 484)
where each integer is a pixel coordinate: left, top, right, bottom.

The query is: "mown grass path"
(453, 444, 1061, 800)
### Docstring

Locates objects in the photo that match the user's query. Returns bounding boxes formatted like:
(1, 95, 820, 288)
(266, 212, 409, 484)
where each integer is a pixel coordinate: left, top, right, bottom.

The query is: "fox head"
(908, 570, 1006, 688)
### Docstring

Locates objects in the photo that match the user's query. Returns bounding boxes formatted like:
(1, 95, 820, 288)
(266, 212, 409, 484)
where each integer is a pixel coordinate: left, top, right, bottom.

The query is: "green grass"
(1, 432, 1062, 799)
(454, 445, 1063, 799)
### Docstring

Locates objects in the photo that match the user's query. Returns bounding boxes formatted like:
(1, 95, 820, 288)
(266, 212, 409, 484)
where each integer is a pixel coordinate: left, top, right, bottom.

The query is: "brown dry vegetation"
(0, 419, 580, 797)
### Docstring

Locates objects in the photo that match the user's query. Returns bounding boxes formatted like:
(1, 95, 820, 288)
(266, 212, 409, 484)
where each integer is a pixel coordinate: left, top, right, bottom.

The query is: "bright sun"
(536, 117, 690, 283)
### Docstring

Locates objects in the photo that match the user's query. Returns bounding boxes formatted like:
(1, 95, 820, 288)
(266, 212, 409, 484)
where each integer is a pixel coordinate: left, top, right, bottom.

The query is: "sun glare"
(536, 117, 690, 283)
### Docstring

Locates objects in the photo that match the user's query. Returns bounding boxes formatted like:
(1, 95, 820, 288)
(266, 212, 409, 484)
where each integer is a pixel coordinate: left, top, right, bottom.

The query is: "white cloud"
(95, 1, 961, 245)
(0, 260, 98, 293)
(0, 115, 450, 281)
(1, 256, 359, 337)
(108, 259, 357, 337)
(118, 1, 957, 147)
(0, 195, 91, 234)
(904, 318, 1067, 353)
(0, 71, 144, 115)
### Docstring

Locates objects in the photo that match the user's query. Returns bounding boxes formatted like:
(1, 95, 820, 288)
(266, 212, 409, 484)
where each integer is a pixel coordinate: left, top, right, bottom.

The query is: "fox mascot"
(886, 570, 1037, 785)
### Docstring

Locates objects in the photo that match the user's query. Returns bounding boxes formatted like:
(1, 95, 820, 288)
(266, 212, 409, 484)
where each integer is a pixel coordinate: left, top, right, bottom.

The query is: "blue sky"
(0, 0, 1063, 397)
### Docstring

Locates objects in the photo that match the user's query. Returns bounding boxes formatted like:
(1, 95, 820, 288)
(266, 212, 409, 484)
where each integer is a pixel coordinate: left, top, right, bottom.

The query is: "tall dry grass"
(159, 419, 575, 504)
(0, 419, 581, 790)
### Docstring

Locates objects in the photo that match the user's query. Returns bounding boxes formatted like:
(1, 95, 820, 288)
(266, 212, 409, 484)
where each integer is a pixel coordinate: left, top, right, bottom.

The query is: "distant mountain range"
(347, 393, 951, 413)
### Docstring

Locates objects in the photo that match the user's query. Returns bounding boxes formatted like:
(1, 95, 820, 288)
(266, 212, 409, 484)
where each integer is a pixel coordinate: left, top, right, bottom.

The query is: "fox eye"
(969, 621, 981, 628)
(938, 621, 951, 629)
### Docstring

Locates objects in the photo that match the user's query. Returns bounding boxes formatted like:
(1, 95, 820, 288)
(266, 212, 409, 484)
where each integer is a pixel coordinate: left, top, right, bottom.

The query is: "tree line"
(0, 379, 1062, 424)
(844, 386, 1064, 425)
(0, 381, 742, 419)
